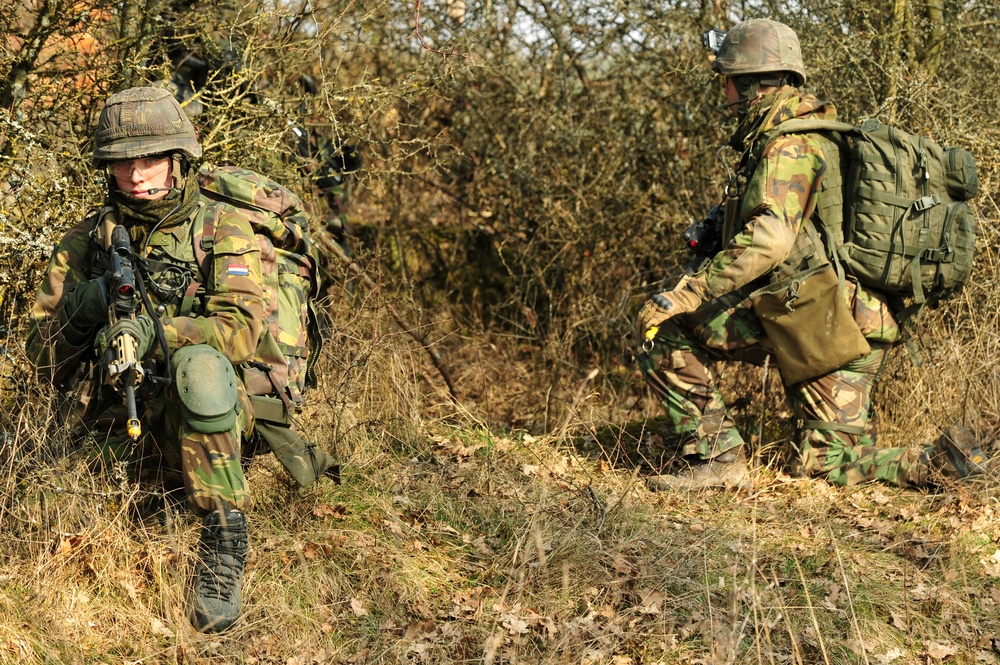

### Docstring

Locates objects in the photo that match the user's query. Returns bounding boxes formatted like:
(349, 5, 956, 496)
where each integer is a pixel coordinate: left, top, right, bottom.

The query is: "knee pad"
(173, 345, 239, 434)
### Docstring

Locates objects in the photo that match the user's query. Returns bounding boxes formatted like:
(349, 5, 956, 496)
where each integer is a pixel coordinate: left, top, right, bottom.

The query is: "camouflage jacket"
(695, 87, 899, 342)
(26, 181, 265, 388)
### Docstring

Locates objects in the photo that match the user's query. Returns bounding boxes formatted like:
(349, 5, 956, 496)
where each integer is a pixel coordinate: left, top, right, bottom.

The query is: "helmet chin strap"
(171, 153, 187, 190)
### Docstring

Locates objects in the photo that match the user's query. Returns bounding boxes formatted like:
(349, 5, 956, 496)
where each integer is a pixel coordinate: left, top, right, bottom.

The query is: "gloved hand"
(636, 276, 711, 341)
(62, 277, 109, 329)
(97, 315, 158, 361)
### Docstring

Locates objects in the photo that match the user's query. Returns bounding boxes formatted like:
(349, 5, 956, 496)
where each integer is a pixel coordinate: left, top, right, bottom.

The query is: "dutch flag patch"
(228, 263, 250, 277)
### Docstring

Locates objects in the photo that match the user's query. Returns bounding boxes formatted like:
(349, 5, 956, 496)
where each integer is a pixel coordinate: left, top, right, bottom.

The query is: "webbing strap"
(193, 206, 216, 284)
(854, 203, 895, 218)
(853, 237, 949, 260)
(911, 250, 926, 303)
(859, 169, 894, 182)
(858, 187, 940, 210)
(179, 280, 201, 317)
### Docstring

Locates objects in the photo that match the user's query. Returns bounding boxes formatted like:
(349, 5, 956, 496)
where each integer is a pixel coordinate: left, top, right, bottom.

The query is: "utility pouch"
(249, 394, 339, 487)
(750, 263, 871, 385)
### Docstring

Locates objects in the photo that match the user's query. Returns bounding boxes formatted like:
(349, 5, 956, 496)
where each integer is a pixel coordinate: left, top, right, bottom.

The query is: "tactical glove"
(98, 315, 158, 361)
(61, 278, 108, 344)
(636, 276, 712, 340)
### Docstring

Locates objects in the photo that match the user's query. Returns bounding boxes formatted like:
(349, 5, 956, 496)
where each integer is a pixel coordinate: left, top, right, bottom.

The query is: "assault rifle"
(98, 215, 144, 441)
(682, 203, 724, 259)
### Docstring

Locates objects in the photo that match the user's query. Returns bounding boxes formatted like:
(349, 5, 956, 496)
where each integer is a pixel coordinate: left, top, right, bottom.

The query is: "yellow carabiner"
(642, 325, 659, 352)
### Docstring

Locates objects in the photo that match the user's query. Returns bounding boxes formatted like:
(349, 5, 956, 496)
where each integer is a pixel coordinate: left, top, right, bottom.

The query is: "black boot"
(931, 426, 988, 480)
(189, 508, 248, 632)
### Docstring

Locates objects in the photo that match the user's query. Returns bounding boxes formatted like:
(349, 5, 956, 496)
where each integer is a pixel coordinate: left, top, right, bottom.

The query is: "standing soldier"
(635, 19, 986, 491)
(26, 87, 263, 632)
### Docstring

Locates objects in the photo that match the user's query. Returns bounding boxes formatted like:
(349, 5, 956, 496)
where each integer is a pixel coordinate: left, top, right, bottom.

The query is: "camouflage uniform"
(25, 89, 264, 515)
(637, 82, 935, 488)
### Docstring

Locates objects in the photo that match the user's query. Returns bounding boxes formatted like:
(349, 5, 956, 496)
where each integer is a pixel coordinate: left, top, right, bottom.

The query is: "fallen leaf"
(312, 503, 348, 519)
(150, 618, 174, 639)
(350, 597, 368, 616)
(501, 614, 529, 634)
(636, 588, 665, 614)
(925, 641, 957, 661)
(483, 633, 504, 665)
(875, 648, 903, 665)
(403, 619, 436, 639)
(53, 533, 85, 560)
(982, 549, 1000, 577)
(522, 464, 539, 476)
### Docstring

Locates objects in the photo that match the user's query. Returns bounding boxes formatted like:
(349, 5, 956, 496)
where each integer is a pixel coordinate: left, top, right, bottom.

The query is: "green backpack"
(765, 118, 979, 306)
(194, 164, 336, 486)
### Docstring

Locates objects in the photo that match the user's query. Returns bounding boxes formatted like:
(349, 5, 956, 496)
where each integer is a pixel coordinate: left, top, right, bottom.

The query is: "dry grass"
(2, 299, 999, 663)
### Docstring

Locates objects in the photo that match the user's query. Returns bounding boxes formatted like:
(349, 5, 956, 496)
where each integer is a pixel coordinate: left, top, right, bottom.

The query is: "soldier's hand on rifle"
(97, 315, 158, 360)
(636, 276, 712, 343)
(62, 277, 108, 341)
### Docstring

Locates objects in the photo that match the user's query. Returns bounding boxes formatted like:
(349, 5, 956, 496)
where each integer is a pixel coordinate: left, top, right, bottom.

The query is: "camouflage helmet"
(712, 19, 807, 87)
(93, 86, 202, 165)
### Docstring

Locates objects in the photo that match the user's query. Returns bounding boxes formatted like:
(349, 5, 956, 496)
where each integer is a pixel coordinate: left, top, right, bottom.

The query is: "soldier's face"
(110, 155, 174, 200)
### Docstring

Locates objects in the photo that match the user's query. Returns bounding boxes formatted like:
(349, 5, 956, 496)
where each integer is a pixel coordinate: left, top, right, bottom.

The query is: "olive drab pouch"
(192, 165, 334, 486)
(750, 263, 871, 385)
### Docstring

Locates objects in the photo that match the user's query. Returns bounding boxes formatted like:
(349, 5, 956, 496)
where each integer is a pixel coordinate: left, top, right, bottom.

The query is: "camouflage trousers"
(636, 288, 931, 488)
(90, 379, 253, 515)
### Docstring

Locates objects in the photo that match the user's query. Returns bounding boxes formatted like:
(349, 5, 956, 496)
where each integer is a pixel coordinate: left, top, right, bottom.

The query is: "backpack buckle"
(913, 195, 940, 211)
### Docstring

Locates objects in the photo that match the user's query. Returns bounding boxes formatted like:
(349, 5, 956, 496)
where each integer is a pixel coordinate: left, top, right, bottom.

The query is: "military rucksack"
(194, 164, 336, 486)
(764, 118, 979, 306)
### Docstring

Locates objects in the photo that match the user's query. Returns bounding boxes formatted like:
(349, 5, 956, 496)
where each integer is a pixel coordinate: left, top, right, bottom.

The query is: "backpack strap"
(181, 203, 215, 317)
(763, 118, 858, 140)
